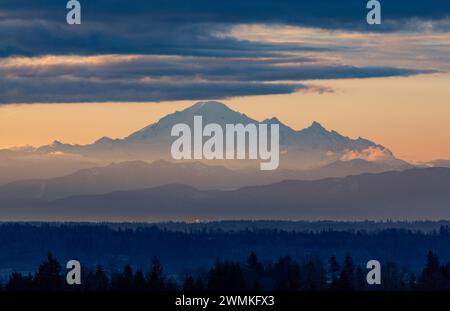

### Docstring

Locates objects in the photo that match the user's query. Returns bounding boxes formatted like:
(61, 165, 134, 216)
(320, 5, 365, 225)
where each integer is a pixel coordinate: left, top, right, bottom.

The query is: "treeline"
(152, 220, 450, 233)
(3, 251, 450, 291)
(2, 223, 450, 275)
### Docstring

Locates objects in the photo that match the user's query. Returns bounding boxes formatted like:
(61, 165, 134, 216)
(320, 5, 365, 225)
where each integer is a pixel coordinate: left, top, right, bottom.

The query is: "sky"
(0, 0, 449, 163)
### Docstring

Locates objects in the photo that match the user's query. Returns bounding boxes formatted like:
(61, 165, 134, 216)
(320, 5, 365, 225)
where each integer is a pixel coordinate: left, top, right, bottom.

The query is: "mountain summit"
(35, 101, 403, 170)
(306, 121, 327, 131)
(126, 101, 254, 142)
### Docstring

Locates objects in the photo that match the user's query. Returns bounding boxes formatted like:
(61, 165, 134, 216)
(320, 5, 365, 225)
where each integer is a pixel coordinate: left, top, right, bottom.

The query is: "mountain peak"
(181, 101, 244, 119)
(301, 121, 329, 134)
(267, 117, 280, 123)
(189, 101, 231, 112)
(95, 136, 114, 144)
(178, 101, 255, 125)
(309, 121, 326, 130)
(49, 140, 69, 148)
(125, 101, 255, 141)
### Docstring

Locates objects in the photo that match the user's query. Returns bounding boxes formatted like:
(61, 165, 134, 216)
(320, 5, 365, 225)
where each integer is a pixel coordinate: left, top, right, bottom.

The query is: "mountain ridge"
(31, 101, 403, 170)
(2, 167, 449, 222)
(0, 157, 414, 201)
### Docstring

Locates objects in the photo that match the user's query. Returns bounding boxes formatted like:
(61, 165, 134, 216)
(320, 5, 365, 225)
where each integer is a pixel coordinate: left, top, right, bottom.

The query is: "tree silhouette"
(420, 251, 442, 290)
(246, 252, 262, 271)
(94, 265, 110, 291)
(112, 264, 134, 290)
(133, 270, 147, 290)
(245, 252, 263, 290)
(84, 268, 96, 291)
(273, 255, 300, 290)
(441, 262, 450, 290)
(85, 265, 110, 291)
(3, 249, 450, 292)
(301, 258, 326, 291)
(354, 265, 366, 291)
(328, 255, 340, 289)
(336, 253, 354, 291)
(34, 253, 63, 291)
(208, 260, 246, 291)
(381, 262, 408, 291)
(147, 257, 165, 290)
(6, 272, 34, 291)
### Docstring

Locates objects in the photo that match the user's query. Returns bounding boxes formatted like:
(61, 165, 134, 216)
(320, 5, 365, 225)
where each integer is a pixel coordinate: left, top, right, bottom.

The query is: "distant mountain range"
(0, 158, 412, 201)
(1, 101, 449, 222)
(32, 101, 407, 170)
(0, 101, 415, 186)
(1, 167, 449, 221)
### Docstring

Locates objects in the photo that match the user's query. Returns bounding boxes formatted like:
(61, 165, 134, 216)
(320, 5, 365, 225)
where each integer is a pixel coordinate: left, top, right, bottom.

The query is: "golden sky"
(1, 73, 449, 163)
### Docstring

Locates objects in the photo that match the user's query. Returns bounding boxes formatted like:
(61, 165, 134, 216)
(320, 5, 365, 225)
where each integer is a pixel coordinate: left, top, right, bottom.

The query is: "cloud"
(0, 18, 328, 58)
(0, 55, 427, 81)
(0, 55, 428, 103)
(2, 0, 450, 29)
(0, 0, 445, 103)
(0, 0, 449, 58)
(340, 146, 394, 162)
(0, 75, 308, 103)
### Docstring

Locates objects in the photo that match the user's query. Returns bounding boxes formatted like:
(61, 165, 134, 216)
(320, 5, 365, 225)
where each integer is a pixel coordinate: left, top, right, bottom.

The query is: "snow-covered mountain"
(34, 101, 405, 170)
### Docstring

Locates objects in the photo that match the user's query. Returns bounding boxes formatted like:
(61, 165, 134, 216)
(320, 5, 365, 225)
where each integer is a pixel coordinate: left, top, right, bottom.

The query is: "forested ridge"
(1, 222, 450, 291)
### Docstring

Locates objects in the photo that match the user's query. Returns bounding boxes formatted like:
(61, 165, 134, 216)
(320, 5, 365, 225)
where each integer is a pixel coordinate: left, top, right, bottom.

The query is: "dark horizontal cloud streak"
(0, 55, 427, 81)
(0, 76, 307, 103)
(0, 55, 430, 103)
(0, 0, 444, 103)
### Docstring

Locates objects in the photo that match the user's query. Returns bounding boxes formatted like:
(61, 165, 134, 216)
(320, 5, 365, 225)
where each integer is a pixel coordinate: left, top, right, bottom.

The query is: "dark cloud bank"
(0, 0, 444, 103)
